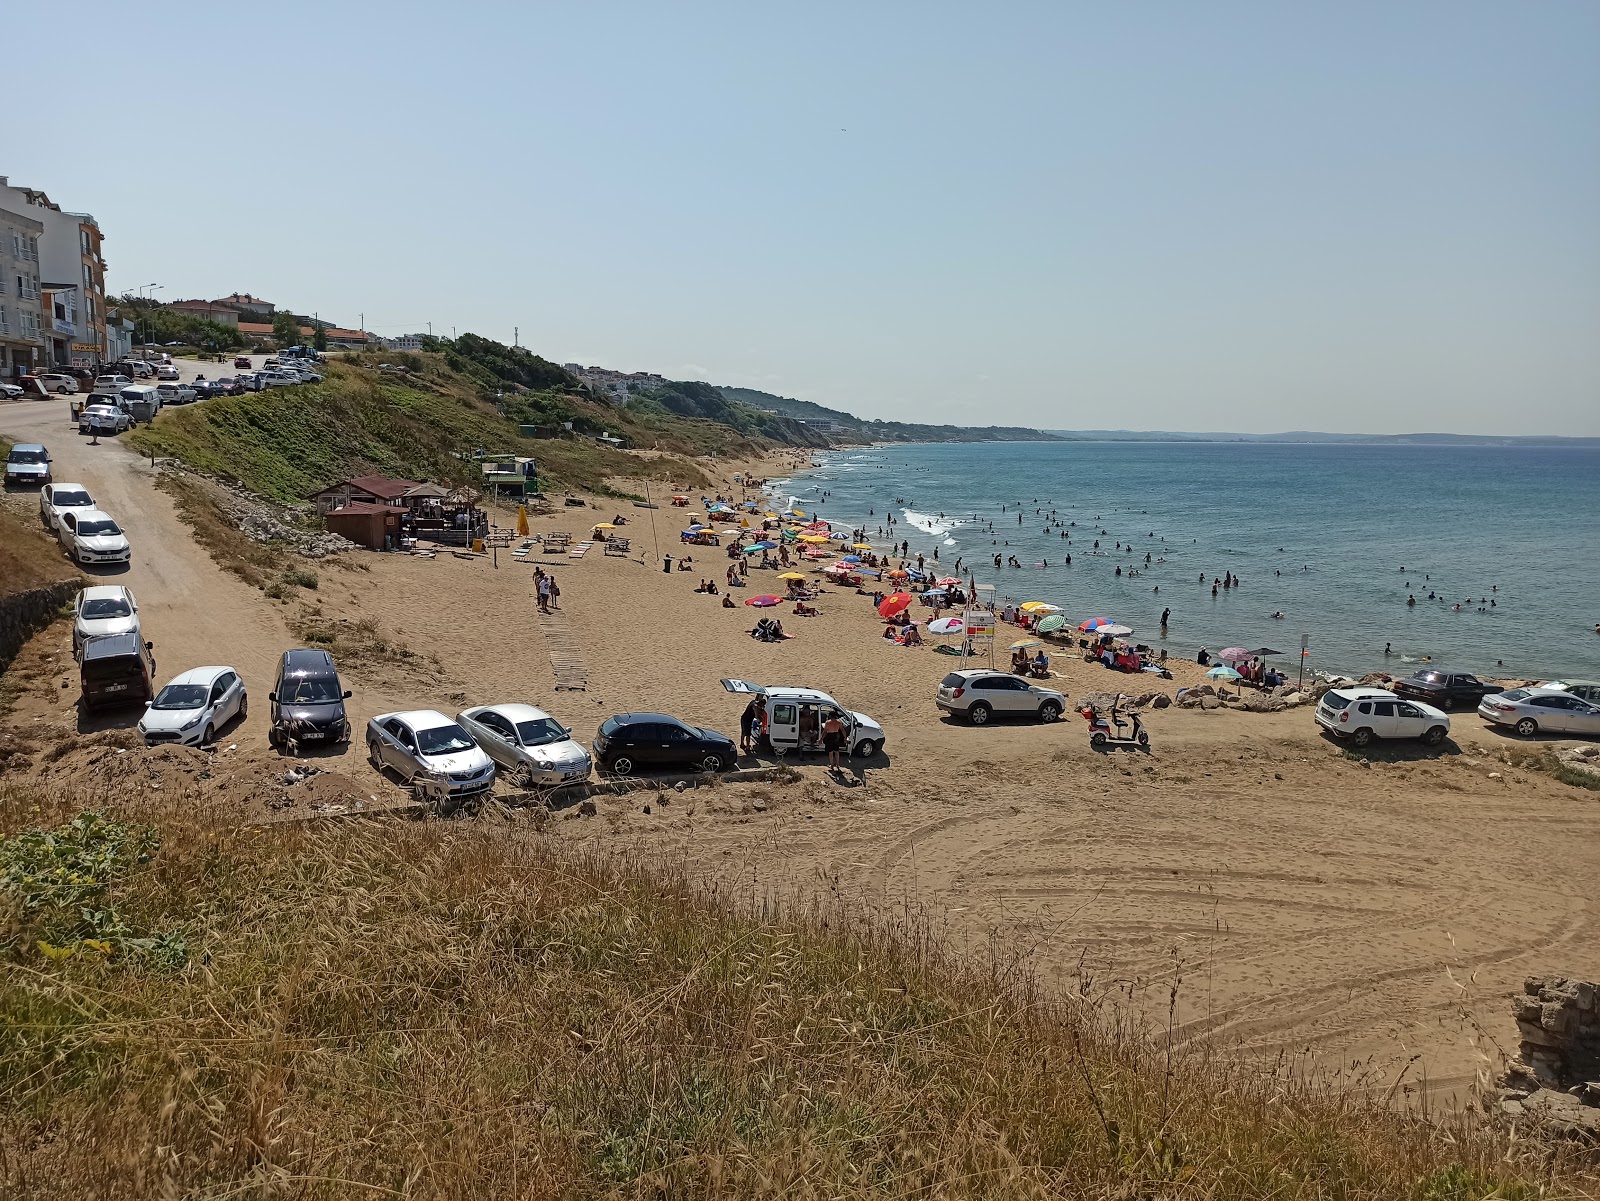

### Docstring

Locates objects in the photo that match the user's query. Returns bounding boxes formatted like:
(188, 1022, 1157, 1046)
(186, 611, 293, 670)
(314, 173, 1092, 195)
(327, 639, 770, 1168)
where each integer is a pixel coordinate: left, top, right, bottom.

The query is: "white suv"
(1314, 687, 1450, 747)
(936, 669, 1066, 725)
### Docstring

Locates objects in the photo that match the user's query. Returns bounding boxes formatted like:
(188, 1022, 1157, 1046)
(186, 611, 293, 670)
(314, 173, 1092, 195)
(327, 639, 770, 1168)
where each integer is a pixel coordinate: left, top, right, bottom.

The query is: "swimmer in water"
(1384, 642, 1392, 655)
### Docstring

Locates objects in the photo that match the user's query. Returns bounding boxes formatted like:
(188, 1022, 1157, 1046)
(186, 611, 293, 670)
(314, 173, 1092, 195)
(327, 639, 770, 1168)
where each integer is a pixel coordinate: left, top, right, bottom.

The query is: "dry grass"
(154, 472, 287, 589)
(0, 788, 1593, 1200)
(0, 506, 77, 597)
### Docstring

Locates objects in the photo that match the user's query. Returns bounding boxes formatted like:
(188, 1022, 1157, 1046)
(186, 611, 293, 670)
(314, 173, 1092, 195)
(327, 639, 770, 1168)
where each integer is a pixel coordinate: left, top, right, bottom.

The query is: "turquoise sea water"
(771, 441, 1600, 680)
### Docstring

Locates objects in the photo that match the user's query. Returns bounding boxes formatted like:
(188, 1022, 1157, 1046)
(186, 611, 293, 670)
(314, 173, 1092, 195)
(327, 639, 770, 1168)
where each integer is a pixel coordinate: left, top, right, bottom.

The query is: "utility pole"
(513, 326, 518, 349)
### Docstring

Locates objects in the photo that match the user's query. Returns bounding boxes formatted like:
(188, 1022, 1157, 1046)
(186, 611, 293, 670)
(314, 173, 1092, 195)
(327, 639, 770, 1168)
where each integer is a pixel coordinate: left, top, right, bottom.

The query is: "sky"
(9, 1, 1599, 435)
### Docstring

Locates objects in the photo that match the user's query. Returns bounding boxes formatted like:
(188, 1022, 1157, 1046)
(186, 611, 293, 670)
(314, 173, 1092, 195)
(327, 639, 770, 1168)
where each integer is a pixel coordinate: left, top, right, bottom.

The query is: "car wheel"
(700, 753, 724, 772)
(1350, 727, 1373, 748)
(202, 723, 215, 747)
(1438, 696, 1454, 711)
(1137, 730, 1150, 748)
(238, 693, 248, 720)
(1421, 725, 1446, 746)
(968, 702, 992, 726)
(610, 755, 634, 776)
(1038, 700, 1062, 723)
(853, 739, 878, 759)
(514, 763, 537, 789)
(268, 727, 283, 750)
(1515, 718, 1538, 738)
(367, 739, 383, 768)
(1090, 730, 1108, 748)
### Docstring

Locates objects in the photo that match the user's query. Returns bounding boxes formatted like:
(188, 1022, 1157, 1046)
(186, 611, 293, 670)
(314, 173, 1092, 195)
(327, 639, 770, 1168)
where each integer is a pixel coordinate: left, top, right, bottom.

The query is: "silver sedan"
(456, 703, 592, 787)
(1478, 688, 1600, 739)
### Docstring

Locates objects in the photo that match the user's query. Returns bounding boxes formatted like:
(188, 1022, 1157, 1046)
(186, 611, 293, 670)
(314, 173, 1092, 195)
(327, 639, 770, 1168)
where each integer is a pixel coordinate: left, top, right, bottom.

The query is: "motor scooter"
(1080, 699, 1150, 750)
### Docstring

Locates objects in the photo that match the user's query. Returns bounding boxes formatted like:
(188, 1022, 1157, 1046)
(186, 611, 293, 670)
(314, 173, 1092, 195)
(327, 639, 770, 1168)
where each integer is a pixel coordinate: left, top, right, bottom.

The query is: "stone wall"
(0, 580, 80, 674)
(1494, 976, 1600, 1141)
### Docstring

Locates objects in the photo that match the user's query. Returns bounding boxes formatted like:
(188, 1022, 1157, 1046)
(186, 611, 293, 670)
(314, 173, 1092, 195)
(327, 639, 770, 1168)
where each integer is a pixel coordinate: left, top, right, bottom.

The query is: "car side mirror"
(342, 690, 352, 699)
(145, 641, 154, 650)
(266, 692, 277, 703)
(562, 727, 571, 737)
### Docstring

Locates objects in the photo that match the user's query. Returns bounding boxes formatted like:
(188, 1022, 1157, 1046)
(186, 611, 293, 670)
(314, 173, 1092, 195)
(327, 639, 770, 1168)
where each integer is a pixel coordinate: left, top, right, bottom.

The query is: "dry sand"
(4, 429, 1599, 1108)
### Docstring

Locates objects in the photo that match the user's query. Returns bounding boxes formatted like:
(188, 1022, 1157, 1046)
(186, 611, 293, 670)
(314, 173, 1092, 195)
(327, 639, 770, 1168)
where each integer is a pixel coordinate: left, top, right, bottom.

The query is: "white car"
(0, 383, 23, 398)
(39, 482, 96, 533)
(58, 508, 131, 566)
(38, 373, 80, 394)
(935, 669, 1067, 725)
(455, 703, 592, 787)
(366, 710, 497, 804)
(73, 585, 140, 656)
(155, 382, 195, 405)
(79, 403, 131, 435)
(1314, 686, 1450, 747)
(139, 666, 247, 746)
(258, 371, 296, 387)
(155, 365, 180, 381)
(91, 374, 133, 397)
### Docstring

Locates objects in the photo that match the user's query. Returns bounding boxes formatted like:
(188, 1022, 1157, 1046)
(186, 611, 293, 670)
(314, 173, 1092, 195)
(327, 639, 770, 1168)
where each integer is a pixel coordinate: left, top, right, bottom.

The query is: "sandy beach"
(7, 441, 1599, 1109)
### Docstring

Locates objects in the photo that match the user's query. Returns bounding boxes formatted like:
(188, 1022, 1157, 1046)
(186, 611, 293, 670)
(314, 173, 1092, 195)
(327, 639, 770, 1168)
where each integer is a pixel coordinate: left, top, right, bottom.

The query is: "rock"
(642, 803, 652, 815)
(1517, 1019, 1560, 1048)
(1282, 691, 1303, 706)
(577, 799, 597, 817)
(752, 798, 768, 812)
(1575, 745, 1599, 760)
(1151, 693, 1172, 709)
(1543, 1001, 1583, 1040)
(1513, 996, 1544, 1025)
(673, 780, 687, 793)
(1500, 1098, 1526, 1118)
(1200, 696, 1221, 710)
(1488, 772, 1503, 780)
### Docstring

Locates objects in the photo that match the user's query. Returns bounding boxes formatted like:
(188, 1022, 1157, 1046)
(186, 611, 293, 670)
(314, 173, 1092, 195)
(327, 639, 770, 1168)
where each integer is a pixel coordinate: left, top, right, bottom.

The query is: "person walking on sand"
(823, 712, 845, 773)
(535, 571, 551, 613)
(548, 576, 561, 610)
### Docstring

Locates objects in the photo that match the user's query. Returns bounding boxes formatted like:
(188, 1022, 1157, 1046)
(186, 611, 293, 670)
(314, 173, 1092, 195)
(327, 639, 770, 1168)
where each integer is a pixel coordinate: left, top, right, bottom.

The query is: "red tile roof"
(329, 500, 396, 515)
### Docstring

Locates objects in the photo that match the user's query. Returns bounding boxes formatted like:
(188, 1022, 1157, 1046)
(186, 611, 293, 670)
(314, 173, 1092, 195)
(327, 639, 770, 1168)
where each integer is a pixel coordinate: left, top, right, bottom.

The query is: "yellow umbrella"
(592, 522, 616, 530)
(740, 517, 750, 528)
(798, 534, 829, 543)
(852, 543, 873, 550)
(1010, 639, 1042, 650)
(1019, 601, 1050, 612)
(777, 571, 806, 580)
(516, 505, 529, 536)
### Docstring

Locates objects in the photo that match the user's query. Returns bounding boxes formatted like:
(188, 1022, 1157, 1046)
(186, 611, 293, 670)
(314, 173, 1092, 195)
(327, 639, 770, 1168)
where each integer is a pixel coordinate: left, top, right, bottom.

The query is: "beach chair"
(544, 532, 572, 554)
(604, 537, 631, 557)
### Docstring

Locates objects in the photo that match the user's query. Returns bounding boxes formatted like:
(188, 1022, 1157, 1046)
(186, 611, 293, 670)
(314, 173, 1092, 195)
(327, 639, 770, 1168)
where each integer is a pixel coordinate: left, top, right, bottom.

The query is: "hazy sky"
(12, 1, 1599, 434)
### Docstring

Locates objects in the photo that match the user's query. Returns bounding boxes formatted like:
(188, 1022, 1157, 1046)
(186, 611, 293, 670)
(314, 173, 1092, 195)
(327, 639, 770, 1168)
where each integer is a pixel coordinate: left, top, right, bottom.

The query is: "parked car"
(118, 384, 162, 421)
(366, 710, 497, 804)
(1315, 686, 1451, 747)
(236, 373, 265, 392)
(211, 376, 240, 395)
(121, 360, 155, 379)
(156, 382, 196, 405)
(79, 403, 131, 435)
(155, 364, 180, 381)
(91, 374, 133, 397)
(58, 508, 131, 566)
(1393, 669, 1501, 711)
(80, 631, 156, 711)
(1544, 680, 1600, 705)
(4, 443, 52, 486)
(1478, 688, 1600, 738)
(591, 712, 737, 776)
(73, 585, 140, 656)
(456, 703, 592, 787)
(935, 669, 1066, 725)
(268, 649, 352, 751)
(139, 666, 247, 746)
(718, 679, 887, 756)
(39, 482, 96, 532)
(259, 371, 296, 387)
(37, 373, 80, 394)
(234, 355, 253, 369)
(0, 382, 24, 398)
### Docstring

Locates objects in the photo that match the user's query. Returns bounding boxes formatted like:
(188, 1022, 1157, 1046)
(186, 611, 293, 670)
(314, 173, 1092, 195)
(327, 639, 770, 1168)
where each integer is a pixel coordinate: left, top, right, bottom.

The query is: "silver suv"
(936, 669, 1065, 725)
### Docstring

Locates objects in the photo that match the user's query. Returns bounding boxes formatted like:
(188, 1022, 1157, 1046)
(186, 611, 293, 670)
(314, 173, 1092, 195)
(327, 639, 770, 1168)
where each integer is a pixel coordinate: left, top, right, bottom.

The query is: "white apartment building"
(384, 333, 428, 350)
(0, 205, 46, 379)
(0, 176, 107, 368)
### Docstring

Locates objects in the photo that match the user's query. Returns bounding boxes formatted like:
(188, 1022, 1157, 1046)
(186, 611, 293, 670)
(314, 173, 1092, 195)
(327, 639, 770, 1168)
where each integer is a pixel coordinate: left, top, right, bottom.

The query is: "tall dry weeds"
(0, 784, 1593, 1199)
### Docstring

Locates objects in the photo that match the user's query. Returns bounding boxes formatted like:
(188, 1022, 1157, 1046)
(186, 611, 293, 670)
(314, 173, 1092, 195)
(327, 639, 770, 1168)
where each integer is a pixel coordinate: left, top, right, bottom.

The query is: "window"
(659, 724, 692, 743)
(1373, 702, 1395, 717)
(1397, 703, 1422, 718)
(771, 703, 797, 726)
(83, 263, 92, 286)
(80, 229, 89, 254)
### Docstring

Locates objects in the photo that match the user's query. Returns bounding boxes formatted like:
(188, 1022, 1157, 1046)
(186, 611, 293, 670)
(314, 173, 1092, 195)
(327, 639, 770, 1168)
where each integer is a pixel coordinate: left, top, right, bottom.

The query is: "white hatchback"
(139, 666, 248, 746)
(1315, 687, 1450, 747)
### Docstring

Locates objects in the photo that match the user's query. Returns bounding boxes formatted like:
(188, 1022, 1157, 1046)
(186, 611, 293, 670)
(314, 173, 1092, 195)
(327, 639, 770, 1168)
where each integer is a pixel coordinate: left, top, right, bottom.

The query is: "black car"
(79, 631, 156, 711)
(1393, 669, 1501, 711)
(591, 712, 737, 775)
(267, 648, 352, 752)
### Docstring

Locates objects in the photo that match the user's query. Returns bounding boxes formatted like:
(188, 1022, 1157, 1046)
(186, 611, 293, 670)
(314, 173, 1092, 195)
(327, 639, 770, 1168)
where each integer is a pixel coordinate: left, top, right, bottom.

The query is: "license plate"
(299, 732, 324, 740)
(105, 683, 127, 692)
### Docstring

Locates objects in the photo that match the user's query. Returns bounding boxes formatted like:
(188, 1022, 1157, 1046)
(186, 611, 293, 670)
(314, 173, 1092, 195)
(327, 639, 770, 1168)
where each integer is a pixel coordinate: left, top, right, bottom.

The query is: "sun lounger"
(569, 541, 594, 558)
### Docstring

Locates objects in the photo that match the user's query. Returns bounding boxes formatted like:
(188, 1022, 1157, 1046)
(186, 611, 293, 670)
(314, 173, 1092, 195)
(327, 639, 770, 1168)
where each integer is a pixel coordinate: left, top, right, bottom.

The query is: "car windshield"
(54, 490, 91, 507)
(1322, 694, 1353, 710)
(75, 519, 121, 537)
(81, 597, 131, 619)
(281, 677, 341, 703)
(7, 450, 44, 464)
(1498, 688, 1531, 702)
(940, 673, 967, 688)
(152, 684, 209, 710)
(1415, 671, 1445, 683)
(515, 717, 567, 746)
(416, 724, 475, 755)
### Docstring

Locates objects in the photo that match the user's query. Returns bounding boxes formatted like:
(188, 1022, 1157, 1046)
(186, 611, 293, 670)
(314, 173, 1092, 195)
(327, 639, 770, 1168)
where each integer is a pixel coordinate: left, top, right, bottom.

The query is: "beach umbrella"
(592, 522, 616, 530)
(805, 520, 830, 530)
(936, 576, 961, 586)
(1079, 617, 1117, 632)
(516, 505, 529, 536)
(878, 592, 913, 619)
(1010, 639, 1042, 650)
(928, 616, 965, 635)
(1026, 603, 1062, 615)
(841, 555, 862, 564)
(1096, 623, 1135, 637)
(1251, 647, 1285, 657)
(856, 567, 882, 578)
(777, 571, 806, 580)
(1020, 601, 1051, 612)
(1207, 664, 1242, 680)
(886, 568, 909, 579)
(1219, 647, 1251, 662)
(852, 543, 873, 550)
(1036, 614, 1067, 633)
(746, 595, 783, 607)
(828, 532, 851, 540)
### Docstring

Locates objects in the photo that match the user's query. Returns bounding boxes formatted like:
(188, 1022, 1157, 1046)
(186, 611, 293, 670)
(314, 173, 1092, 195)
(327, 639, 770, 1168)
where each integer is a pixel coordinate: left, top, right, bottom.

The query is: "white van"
(91, 374, 133, 398)
(119, 384, 162, 422)
(721, 679, 886, 759)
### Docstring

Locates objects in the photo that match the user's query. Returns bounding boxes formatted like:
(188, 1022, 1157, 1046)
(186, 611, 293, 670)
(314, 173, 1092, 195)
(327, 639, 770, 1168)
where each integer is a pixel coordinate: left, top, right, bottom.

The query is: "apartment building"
(0, 176, 108, 368)
(0, 205, 46, 379)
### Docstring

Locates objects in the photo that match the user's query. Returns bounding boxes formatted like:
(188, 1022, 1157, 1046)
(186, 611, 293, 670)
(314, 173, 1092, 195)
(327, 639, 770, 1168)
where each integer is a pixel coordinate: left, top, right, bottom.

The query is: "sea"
(767, 441, 1600, 680)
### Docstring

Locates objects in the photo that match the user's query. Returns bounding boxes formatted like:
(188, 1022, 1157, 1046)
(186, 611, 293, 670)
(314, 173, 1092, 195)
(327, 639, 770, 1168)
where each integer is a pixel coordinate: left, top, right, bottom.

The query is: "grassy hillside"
(720, 385, 1063, 443)
(129, 360, 725, 504)
(0, 792, 1581, 1199)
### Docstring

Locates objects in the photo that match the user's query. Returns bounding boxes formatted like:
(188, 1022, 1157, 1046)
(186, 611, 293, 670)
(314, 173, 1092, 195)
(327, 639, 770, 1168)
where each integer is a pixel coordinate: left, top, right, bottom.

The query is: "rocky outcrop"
(0, 580, 81, 674)
(1492, 976, 1600, 1142)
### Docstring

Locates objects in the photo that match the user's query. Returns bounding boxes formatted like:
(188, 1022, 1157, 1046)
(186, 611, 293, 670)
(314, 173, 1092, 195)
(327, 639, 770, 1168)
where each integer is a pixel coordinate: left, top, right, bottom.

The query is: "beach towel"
(569, 541, 594, 559)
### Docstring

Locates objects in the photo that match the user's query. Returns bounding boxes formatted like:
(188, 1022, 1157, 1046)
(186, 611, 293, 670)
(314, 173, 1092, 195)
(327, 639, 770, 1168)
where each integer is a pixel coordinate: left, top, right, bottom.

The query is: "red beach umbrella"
(877, 592, 913, 619)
